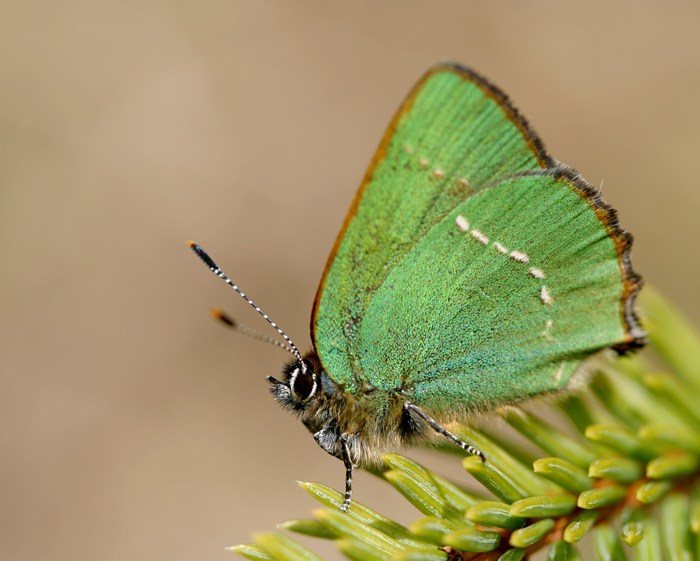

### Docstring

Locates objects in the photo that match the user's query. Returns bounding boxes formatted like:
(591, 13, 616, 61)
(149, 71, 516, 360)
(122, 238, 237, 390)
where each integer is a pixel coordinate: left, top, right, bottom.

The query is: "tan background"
(2, 2, 699, 560)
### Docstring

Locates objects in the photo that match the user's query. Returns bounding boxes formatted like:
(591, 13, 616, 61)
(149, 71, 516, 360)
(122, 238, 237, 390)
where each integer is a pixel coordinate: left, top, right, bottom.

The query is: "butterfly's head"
(268, 353, 353, 466)
(266, 353, 327, 412)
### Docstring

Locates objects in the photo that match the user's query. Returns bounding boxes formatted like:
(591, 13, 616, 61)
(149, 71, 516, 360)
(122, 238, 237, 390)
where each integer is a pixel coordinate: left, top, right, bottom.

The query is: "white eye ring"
(289, 367, 317, 401)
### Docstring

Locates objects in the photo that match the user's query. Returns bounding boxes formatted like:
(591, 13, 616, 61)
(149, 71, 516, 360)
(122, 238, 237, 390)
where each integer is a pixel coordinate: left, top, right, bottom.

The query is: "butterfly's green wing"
(311, 63, 643, 411)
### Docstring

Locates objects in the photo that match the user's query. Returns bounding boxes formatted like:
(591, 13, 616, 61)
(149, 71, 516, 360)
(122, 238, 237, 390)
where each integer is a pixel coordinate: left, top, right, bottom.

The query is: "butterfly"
(189, 62, 645, 512)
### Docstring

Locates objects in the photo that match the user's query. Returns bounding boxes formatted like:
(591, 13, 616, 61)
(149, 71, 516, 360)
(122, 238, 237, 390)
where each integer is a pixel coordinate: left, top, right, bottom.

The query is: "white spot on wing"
(470, 229, 489, 245)
(494, 242, 509, 254)
(510, 250, 530, 263)
(432, 168, 445, 178)
(542, 319, 554, 339)
(457, 177, 471, 188)
(540, 286, 553, 305)
(419, 157, 430, 168)
(529, 267, 546, 279)
(455, 215, 470, 232)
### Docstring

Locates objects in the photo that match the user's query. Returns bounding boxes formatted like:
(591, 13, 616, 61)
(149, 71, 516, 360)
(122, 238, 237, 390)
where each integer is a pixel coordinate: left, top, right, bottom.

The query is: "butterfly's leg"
(339, 433, 354, 512)
(404, 402, 485, 461)
(313, 428, 355, 512)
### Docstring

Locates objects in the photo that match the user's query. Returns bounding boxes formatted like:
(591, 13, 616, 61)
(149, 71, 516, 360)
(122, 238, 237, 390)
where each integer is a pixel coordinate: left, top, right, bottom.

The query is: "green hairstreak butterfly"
(190, 62, 645, 511)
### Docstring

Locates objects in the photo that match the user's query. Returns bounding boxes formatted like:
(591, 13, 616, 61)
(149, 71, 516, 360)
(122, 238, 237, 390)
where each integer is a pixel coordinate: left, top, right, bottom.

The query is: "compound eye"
(290, 368, 317, 401)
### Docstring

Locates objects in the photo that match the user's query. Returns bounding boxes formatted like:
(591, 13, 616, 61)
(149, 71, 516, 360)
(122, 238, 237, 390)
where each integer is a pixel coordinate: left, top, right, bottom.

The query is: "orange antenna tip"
(210, 308, 236, 327)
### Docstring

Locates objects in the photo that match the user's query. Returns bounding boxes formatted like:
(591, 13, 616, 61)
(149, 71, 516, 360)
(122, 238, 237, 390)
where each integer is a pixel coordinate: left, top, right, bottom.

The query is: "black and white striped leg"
(339, 434, 354, 512)
(404, 402, 486, 461)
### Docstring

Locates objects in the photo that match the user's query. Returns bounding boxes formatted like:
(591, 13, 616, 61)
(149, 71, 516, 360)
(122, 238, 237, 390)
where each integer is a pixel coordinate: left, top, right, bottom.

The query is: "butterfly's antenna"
(188, 241, 304, 366)
(210, 308, 295, 354)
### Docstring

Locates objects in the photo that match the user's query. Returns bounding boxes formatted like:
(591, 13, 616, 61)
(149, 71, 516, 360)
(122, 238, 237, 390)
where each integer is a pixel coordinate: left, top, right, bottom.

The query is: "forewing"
(312, 64, 552, 388)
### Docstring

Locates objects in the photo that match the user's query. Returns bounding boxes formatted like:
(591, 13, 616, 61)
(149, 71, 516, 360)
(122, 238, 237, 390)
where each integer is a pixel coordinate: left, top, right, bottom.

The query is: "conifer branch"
(230, 289, 700, 561)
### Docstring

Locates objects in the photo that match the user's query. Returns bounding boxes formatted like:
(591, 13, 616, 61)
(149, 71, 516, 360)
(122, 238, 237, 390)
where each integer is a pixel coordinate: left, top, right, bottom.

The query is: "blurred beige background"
(2, 1, 699, 560)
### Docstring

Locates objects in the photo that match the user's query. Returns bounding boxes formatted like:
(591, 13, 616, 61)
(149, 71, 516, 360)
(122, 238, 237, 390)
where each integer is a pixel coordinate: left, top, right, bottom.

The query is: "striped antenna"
(188, 241, 304, 366)
(210, 308, 295, 354)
